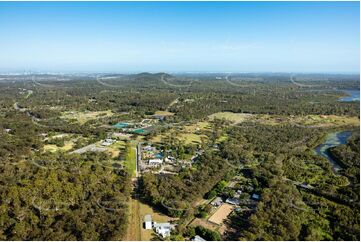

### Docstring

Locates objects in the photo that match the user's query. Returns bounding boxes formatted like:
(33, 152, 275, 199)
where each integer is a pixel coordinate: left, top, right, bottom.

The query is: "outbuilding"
(144, 214, 152, 230)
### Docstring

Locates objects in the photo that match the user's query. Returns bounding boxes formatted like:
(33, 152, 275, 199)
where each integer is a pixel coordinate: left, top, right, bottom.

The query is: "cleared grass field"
(179, 133, 207, 145)
(61, 110, 113, 124)
(108, 141, 126, 158)
(124, 144, 137, 177)
(153, 110, 175, 116)
(123, 194, 141, 241)
(254, 114, 359, 127)
(190, 218, 219, 231)
(208, 112, 253, 124)
(209, 112, 359, 128)
(43, 141, 74, 153)
(151, 121, 210, 145)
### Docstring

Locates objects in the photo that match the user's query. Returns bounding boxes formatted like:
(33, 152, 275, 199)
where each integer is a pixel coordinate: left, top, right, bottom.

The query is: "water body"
(314, 131, 352, 173)
(338, 90, 360, 102)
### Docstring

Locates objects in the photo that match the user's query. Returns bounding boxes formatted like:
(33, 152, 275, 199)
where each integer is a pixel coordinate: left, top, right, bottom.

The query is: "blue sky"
(0, 1, 359, 73)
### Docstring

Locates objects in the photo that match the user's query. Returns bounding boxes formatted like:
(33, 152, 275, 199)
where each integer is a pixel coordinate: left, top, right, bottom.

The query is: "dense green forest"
(0, 73, 359, 240)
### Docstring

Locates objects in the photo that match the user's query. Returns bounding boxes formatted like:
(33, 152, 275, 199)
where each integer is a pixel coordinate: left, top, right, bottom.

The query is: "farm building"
(144, 214, 152, 230)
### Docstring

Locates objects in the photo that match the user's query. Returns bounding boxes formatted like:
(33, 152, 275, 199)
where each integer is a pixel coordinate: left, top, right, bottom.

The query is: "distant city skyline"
(0, 1, 359, 73)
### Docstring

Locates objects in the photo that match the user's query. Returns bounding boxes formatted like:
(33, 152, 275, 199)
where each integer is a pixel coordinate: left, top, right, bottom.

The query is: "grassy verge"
(124, 144, 137, 177)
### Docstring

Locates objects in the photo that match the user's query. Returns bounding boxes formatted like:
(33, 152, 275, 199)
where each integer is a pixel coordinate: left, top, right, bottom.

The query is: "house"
(192, 235, 206, 241)
(251, 194, 260, 201)
(143, 145, 154, 151)
(149, 159, 163, 166)
(226, 198, 240, 206)
(153, 222, 174, 238)
(144, 214, 152, 230)
(153, 115, 166, 121)
(211, 197, 223, 207)
(101, 138, 114, 146)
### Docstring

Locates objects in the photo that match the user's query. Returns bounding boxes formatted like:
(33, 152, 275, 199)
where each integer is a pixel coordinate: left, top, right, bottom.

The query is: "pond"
(314, 131, 352, 173)
(338, 90, 360, 102)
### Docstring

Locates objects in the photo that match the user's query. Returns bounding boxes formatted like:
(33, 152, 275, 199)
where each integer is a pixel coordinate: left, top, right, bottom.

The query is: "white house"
(101, 138, 115, 146)
(153, 222, 174, 238)
(144, 214, 152, 230)
(192, 235, 206, 241)
(149, 158, 163, 166)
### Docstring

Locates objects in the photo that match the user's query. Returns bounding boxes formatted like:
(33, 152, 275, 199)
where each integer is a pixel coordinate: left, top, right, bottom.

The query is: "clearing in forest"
(150, 121, 210, 145)
(254, 114, 359, 127)
(208, 204, 234, 225)
(153, 110, 175, 116)
(60, 110, 113, 124)
(124, 143, 137, 177)
(43, 141, 74, 153)
(208, 112, 253, 124)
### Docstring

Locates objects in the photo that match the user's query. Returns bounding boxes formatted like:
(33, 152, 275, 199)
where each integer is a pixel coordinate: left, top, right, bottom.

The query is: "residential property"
(144, 214, 152, 230)
(251, 193, 260, 201)
(143, 214, 174, 238)
(153, 222, 174, 238)
(101, 138, 115, 146)
(211, 197, 223, 207)
(192, 235, 206, 241)
(226, 197, 240, 206)
(149, 158, 163, 166)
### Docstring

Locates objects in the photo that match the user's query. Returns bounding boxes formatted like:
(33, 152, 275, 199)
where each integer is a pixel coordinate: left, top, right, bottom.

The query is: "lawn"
(108, 141, 126, 158)
(43, 141, 74, 153)
(208, 112, 253, 124)
(153, 110, 175, 116)
(124, 144, 137, 177)
(151, 121, 210, 145)
(179, 133, 207, 145)
(61, 110, 113, 125)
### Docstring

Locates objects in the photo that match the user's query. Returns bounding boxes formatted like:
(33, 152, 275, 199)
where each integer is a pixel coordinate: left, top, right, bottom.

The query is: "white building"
(144, 214, 152, 230)
(149, 158, 163, 166)
(192, 235, 206, 241)
(101, 138, 115, 146)
(153, 222, 174, 238)
(211, 197, 223, 207)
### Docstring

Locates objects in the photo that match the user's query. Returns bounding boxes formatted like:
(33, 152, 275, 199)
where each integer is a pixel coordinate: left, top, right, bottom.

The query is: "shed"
(144, 214, 152, 230)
